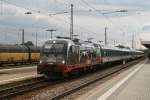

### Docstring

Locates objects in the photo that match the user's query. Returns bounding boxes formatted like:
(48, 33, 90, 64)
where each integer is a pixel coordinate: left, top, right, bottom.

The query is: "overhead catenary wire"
(2, 0, 99, 39)
(78, 0, 133, 44)
(3, 0, 40, 13)
(2, 0, 141, 45)
(1, 0, 123, 34)
(0, 0, 3, 15)
(2, 0, 107, 35)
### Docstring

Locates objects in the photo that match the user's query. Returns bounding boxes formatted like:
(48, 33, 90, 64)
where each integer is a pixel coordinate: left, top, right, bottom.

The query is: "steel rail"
(0, 77, 47, 99)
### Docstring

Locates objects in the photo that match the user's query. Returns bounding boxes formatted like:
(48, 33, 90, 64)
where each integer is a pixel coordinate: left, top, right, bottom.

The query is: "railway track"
(0, 77, 48, 99)
(49, 58, 144, 100)
(0, 58, 144, 100)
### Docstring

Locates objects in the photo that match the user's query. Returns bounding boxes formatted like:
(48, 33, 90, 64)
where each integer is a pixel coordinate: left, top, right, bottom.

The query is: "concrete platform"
(77, 59, 150, 100)
(0, 66, 36, 73)
(0, 66, 40, 85)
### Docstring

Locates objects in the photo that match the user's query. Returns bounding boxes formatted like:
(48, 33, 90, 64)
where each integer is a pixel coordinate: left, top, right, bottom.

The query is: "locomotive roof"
(47, 39, 73, 42)
(80, 42, 95, 48)
(46, 39, 75, 45)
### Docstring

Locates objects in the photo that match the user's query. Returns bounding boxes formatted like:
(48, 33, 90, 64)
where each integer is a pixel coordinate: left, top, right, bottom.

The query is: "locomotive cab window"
(41, 41, 67, 64)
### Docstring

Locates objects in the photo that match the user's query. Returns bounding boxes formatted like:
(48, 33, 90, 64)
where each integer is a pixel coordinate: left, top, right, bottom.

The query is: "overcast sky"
(0, 0, 150, 48)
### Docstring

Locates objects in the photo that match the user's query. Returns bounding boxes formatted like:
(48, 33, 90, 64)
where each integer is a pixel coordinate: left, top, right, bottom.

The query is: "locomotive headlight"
(39, 60, 42, 64)
(62, 60, 65, 64)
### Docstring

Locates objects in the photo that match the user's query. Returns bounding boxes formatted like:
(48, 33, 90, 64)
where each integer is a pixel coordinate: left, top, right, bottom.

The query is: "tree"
(24, 41, 34, 46)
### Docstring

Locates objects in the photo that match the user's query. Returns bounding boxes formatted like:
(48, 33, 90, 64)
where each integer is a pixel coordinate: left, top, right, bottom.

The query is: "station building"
(141, 40, 150, 59)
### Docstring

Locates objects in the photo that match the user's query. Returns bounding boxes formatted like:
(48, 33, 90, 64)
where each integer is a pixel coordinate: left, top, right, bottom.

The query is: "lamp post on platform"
(46, 29, 56, 39)
(18, 29, 25, 45)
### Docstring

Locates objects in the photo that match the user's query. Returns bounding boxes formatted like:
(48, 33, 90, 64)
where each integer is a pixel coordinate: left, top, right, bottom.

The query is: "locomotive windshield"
(44, 43, 65, 54)
(41, 40, 67, 64)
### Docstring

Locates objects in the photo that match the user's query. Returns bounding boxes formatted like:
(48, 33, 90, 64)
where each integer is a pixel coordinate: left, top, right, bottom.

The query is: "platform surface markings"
(97, 60, 147, 100)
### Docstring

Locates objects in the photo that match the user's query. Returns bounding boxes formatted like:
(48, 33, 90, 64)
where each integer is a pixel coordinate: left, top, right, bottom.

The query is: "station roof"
(141, 41, 150, 49)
